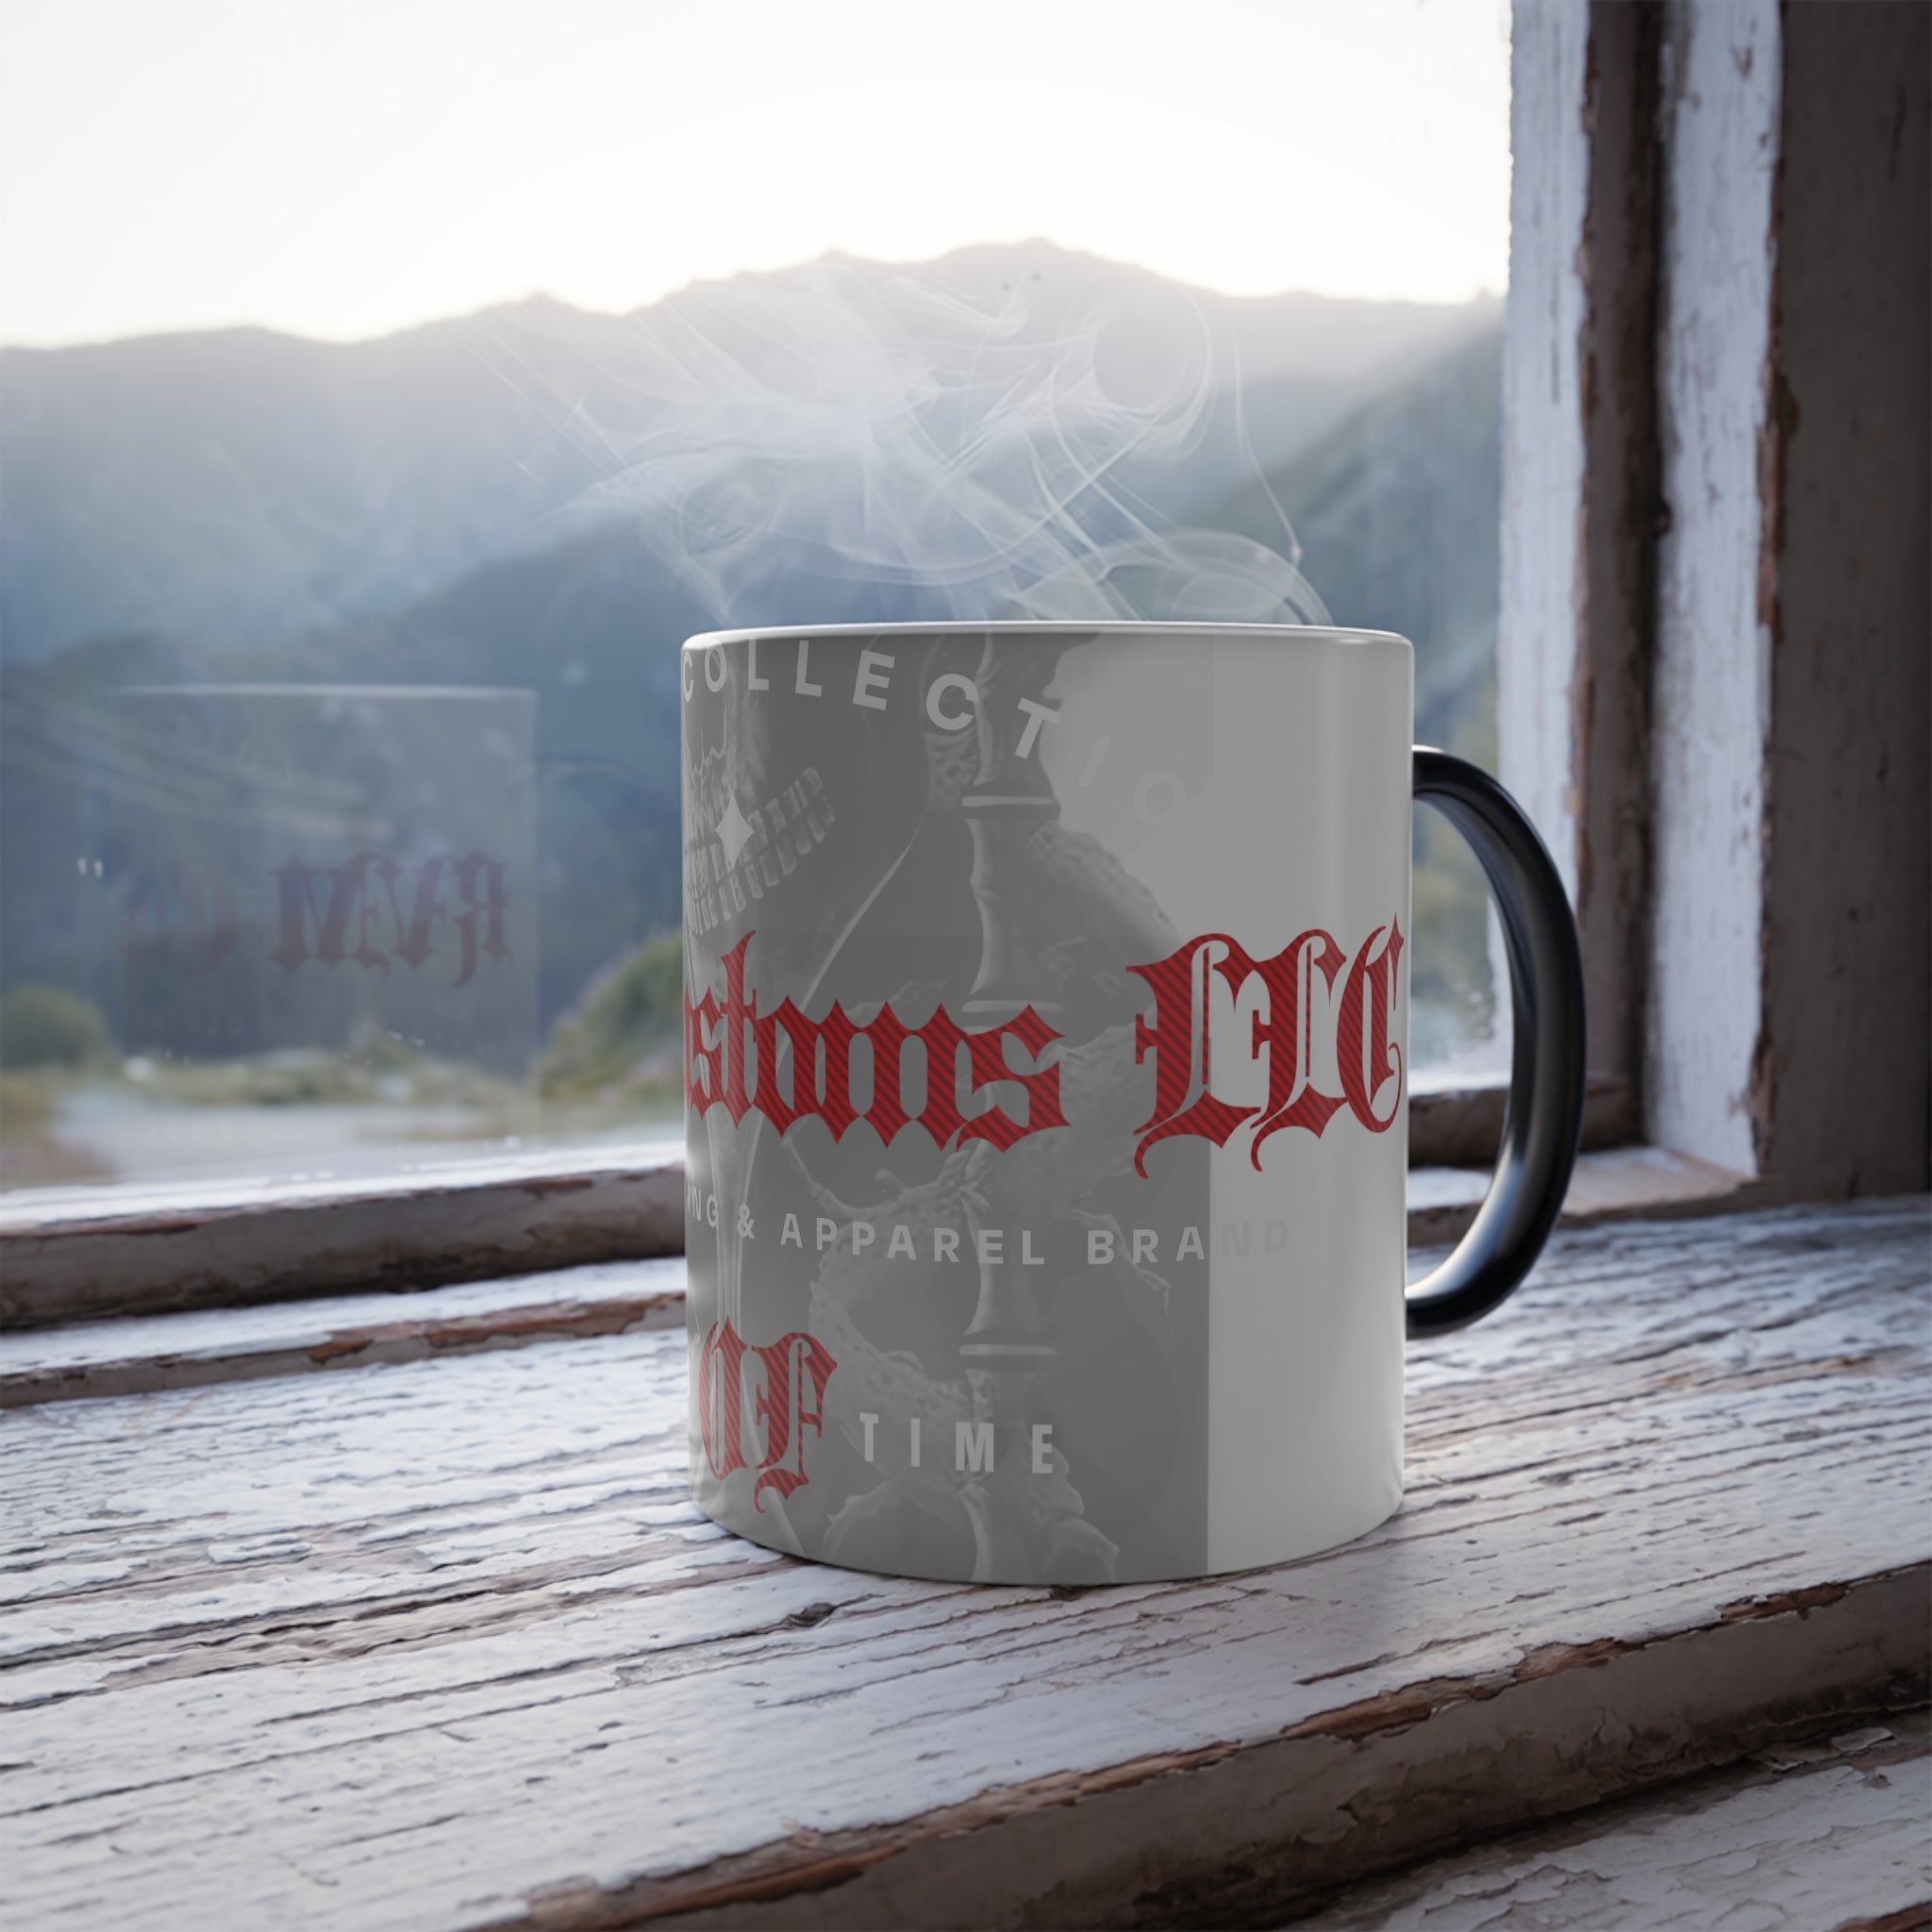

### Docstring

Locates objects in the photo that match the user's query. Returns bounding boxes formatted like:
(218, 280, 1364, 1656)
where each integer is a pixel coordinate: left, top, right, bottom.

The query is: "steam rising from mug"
(495, 258, 1332, 627)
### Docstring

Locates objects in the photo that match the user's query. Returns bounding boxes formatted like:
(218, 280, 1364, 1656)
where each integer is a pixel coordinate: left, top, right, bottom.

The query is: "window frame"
(1503, 0, 1927, 1206)
(0, 1075, 1649, 1328)
(0, 8, 1692, 1324)
(8, 0, 1924, 1330)
(1499, 0, 1661, 1157)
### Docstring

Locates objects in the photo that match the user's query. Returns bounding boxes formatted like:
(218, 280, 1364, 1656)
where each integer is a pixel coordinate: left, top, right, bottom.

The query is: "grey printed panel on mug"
(682, 625, 1414, 1585)
(682, 630, 1211, 1583)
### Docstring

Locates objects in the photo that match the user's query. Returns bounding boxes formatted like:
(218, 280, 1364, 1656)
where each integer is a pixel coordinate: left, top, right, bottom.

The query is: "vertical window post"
(1500, 1, 1661, 1151)
(1505, 0, 1930, 1197)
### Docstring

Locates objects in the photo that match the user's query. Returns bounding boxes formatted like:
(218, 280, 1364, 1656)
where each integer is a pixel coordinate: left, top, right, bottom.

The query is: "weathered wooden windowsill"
(0, 1118, 1708, 1331)
(2, 1197, 1925, 1928)
(0, 1141, 690, 1328)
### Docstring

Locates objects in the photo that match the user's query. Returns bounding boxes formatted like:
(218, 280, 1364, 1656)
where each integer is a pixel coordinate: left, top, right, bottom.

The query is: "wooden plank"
(1504, 0, 1931, 1193)
(1407, 1141, 1753, 1245)
(1, 1146, 1753, 1400)
(0, 1139, 685, 1229)
(1649, 0, 1782, 1174)
(1408, 1071, 1629, 1167)
(1499, 0, 1590, 903)
(1499, 5, 1661, 1147)
(0, 1091, 1631, 1332)
(0, 1141, 686, 1328)
(1294, 1711, 1930, 1929)
(0, 1200, 1924, 1930)
(0, 1258, 686, 1407)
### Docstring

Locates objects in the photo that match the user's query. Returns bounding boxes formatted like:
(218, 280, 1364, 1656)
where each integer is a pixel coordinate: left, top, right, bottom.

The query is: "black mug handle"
(1407, 748, 1588, 1337)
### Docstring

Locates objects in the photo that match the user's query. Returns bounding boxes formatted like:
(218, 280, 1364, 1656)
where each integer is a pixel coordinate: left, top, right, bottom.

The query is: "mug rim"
(682, 620, 1411, 655)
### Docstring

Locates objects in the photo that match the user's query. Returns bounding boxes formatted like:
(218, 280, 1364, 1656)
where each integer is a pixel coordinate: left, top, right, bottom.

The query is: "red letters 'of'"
(696, 1320, 838, 1510)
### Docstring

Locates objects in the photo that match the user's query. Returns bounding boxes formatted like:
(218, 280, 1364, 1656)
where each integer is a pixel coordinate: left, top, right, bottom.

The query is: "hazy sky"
(1, 0, 1511, 348)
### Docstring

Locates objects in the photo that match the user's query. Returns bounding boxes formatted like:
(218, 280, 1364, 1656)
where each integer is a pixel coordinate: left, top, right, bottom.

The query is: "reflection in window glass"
(0, 0, 1510, 1190)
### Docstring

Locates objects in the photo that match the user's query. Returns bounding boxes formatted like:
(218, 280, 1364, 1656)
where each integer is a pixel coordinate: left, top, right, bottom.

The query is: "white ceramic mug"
(680, 623, 1584, 1583)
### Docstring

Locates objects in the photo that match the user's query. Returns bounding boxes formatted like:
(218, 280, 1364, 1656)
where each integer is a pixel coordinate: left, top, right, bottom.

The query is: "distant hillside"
(0, 318, 602, 666)
(0, 242, 1495, 666)
(0, 252, 1505, 1045)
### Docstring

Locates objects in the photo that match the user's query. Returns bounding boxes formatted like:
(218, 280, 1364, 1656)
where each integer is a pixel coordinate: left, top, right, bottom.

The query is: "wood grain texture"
(0, 1258, 688, 1407)
(0, 1113, 1600, 1334)
(1649, 0, 1782, 1174)
(1570, 0, 1662, 1141)
(0, 1142, 686, 1329)
(1406, 1141, 1752, 1247)
(0, 1199, 1924, 1930)
(3, 1147, 1753, 1403)
(1499, 0, 1590, 902)
(1499, 3, 1661, 1144)
(1289, 1711, 1930, 1929)
(0, 1092, 1622, 1334)
(1407, 1072, 1628, 1168)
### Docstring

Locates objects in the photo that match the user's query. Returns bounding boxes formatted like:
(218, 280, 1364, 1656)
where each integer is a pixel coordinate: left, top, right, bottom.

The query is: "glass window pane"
(0, 0, 1510, 1191)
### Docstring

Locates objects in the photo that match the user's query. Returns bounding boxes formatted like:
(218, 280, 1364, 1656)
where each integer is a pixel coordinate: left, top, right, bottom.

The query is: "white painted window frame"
(1502, 0, 1926, 1199)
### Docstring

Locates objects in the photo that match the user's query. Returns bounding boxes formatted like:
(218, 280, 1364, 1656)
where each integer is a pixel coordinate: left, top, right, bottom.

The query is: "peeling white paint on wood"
(1407, 1140, 1750, 1247)
(0, 1200, 1924, 1929)
(0, 1258, 687, 1406)
(1649, 0, 1783, 1175)
(0, 1138, 685, 1229)
(0, 1141, 686, 1328)
(2, 1152, 1751, 1407)
(0, 1103, 1644, 1333)
(1305, 1713, 1931, 1929)
(1499, 0, 1591, 901)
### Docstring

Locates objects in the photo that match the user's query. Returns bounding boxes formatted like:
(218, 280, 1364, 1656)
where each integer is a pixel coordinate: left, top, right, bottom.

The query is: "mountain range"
(0, 240, 1504, 1042)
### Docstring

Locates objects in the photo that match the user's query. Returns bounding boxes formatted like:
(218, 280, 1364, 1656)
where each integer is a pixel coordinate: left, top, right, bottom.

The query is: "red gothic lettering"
(449, 851, 511, 985)
(720, 932, 755, 1123)
(1128, 935, 1203, 1140)
(804, 1001, 861, 1139)
(686, 981, 724, 1110)
(860, 1004, 911, 1143)
(683, 931, 1065, 1153)
(750, 1330, 839, 1510)
(119, 860, 237, 974)
(684, 921, 1403, 1171)
(697, 1319, 840, 1509)
(909, 1003, 969, 1149)
(1248, 930, 1349, 1163)
(1336, 919, 1405, 1133)
(958, 1004, 1069, 1150)
(267, 850, 511, 987)
(271, 855, 391, 975)
(752, 998, 858, 1136)
(1128, 935, 1260, 1176)
(1127, 917, 1405, 1173)
(385, 855, 447, 973)
(696, 1318, 749, 1481)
